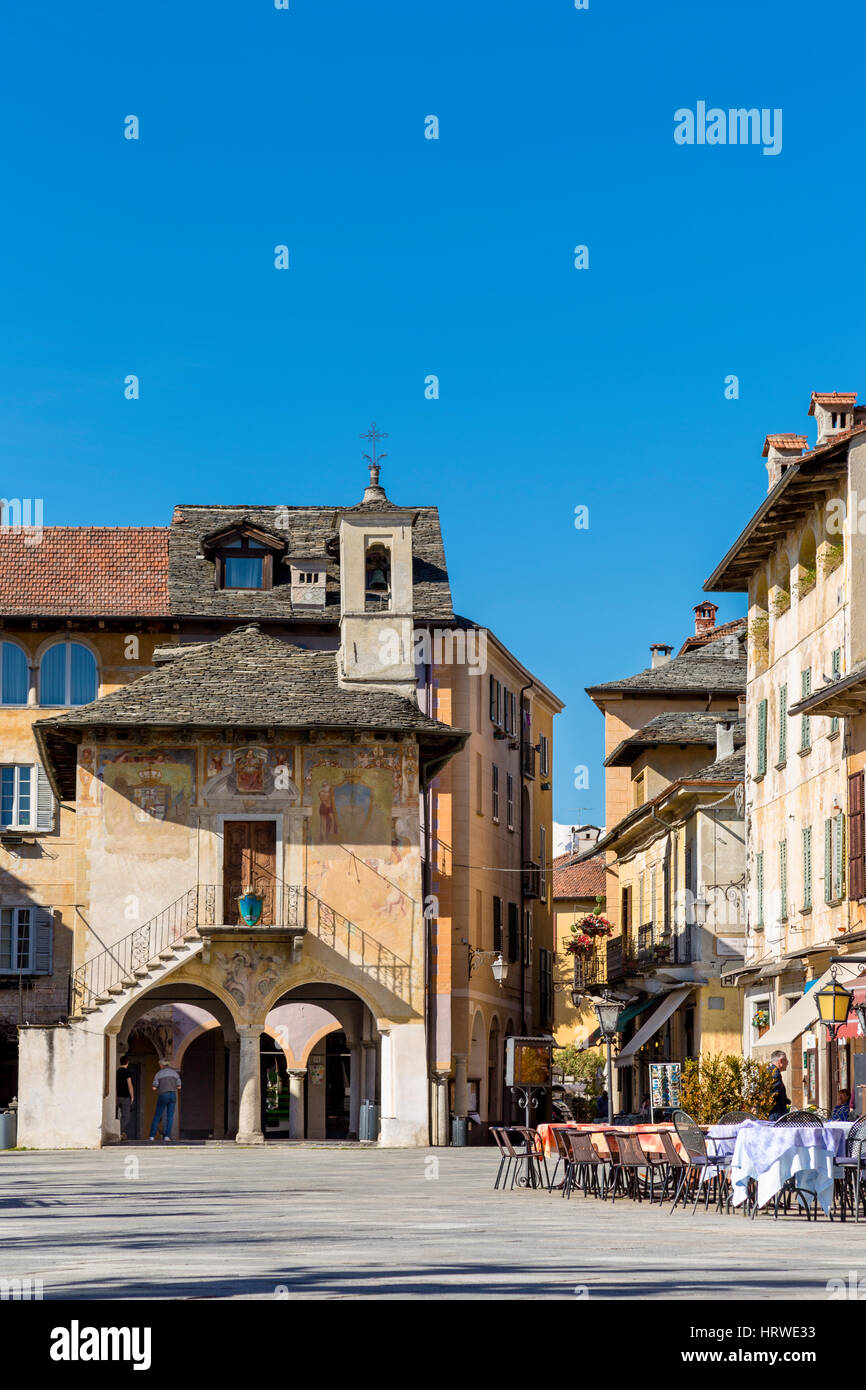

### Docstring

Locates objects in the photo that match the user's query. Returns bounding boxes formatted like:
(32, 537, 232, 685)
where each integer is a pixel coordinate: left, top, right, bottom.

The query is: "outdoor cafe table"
(715, 1120, 853, 1215)
(536, 1121, 680, 1162)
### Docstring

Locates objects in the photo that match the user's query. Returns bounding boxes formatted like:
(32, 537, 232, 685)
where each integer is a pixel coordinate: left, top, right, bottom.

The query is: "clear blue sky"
(3, 0, 865, 826)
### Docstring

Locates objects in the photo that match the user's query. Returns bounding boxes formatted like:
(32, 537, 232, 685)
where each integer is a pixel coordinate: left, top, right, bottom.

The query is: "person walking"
(768, 1050, 790, 1120)
(149, 1058, 181, 1143)
(116, 1055, 134, 1140)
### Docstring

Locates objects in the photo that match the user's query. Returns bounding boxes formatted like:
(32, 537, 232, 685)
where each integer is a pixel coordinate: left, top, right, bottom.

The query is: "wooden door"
(223, 820, 277, 924)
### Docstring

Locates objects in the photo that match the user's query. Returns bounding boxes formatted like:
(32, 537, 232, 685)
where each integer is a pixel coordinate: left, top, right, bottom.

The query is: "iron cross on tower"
(360, 421, 388, 488)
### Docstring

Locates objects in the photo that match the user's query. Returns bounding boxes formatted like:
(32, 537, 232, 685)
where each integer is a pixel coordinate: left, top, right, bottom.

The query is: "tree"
(679, 1052, 776, 1124)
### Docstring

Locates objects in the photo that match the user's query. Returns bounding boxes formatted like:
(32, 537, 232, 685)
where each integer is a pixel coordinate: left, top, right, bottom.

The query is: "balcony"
(573, 949, 606, 992)
(522, 860, 542, 899)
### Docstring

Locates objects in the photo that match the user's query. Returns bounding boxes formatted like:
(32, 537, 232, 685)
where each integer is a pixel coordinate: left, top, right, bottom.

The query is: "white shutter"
(36, 764, 54, 831)
(32, 907, 53, 975)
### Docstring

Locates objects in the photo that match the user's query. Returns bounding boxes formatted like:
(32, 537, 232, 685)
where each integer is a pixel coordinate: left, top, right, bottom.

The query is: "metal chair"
(835, 1115, 866, 1222)
(717, 1110, 755, 1125)
(513, 1126, 550, 1190)
(769, 1110, 825, 1219)
(547, 1125, 571, 1193)
(562, 1129, 608, 1201)
(606, 1130, 652, 1204)
(773, 1110, 824, 1127)
(489, 1127, 513, 1190)
(671, 1109, 728, 1213)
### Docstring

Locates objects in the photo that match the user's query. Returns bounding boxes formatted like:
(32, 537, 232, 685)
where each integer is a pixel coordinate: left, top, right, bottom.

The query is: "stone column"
(348, 1044, 362, 1139)
(288, 1070, 306, 1140)
(453, 1053, 468, 1117)
(226, 1041, 240, 1138)
(432, 1070, 451, 1146)
(235, 1025, 264, 1145)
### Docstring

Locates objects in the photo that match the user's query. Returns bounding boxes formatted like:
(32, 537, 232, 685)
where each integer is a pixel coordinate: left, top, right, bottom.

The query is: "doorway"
(223, 820, 277, 923)
(325, 1031, 351, 1139)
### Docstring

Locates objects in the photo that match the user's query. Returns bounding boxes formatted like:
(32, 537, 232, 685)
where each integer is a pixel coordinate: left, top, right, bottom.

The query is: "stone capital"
(237, 1023, 265, 1039)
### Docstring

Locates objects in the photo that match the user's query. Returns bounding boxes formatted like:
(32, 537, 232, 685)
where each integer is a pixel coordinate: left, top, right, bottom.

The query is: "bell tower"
(337, 427, 417, 700)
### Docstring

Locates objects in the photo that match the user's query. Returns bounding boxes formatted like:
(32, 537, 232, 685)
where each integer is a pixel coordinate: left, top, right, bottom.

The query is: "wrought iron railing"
(70, 880, 414, 1015)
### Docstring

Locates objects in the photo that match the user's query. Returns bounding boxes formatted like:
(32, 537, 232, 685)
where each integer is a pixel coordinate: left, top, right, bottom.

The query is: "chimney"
(737, 693, 746, 719)
(716, 721, 735, 761)
(808, 392, 857, 448)
(693, 602, 718, 637)
(762, 435, 807, 491)
(650, 642, 673, 669)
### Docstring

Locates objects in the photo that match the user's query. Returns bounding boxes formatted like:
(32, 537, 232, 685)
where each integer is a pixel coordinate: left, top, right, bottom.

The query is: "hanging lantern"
(814, 968, 852, 1040)
(492, 953, 508, 986)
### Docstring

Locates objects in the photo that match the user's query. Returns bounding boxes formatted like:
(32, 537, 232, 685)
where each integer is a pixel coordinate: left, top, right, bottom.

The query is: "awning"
(615, 986, 692, 1068)
(832, 974, 866, 1041)
(752, 959, 865, 1050)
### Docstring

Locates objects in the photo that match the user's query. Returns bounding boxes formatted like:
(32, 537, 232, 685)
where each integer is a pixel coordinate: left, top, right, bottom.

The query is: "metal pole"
(606, 1038, 614, 1123)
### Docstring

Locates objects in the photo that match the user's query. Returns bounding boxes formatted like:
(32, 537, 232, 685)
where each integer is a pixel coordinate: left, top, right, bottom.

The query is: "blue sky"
(3, 0, 866, 827)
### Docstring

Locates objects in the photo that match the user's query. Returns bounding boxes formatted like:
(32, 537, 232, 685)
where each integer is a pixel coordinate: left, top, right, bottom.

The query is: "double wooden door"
(223, 820, 277, 924)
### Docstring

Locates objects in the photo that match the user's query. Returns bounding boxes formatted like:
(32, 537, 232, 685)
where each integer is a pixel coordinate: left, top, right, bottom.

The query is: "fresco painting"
(98, 749, 196, 858)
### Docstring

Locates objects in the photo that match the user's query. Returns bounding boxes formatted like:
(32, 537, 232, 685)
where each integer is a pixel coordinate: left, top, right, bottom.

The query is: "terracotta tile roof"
(677, 615, 747, 655)
(552, 851, 607, 901)
(761, 434, 808, 456)
(0, 527, 170, 617)
(809, 392, 857, 410)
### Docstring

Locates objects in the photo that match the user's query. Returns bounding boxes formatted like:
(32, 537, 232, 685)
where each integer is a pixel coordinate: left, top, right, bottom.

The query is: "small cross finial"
(361, 421, 388, 487)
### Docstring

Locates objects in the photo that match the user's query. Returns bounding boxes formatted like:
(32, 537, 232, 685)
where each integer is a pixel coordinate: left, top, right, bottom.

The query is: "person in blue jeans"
(149, 1059, 181, 1142)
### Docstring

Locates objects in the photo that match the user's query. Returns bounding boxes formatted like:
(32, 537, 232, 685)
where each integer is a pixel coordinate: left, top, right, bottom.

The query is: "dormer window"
(222, 539, 268, 589)
(365, 543, 391, 612)
(202, 520, 285, 592)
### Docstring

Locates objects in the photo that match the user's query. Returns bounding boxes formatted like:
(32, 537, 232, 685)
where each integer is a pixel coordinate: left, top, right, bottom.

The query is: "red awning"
(833, 975, 866, 1041)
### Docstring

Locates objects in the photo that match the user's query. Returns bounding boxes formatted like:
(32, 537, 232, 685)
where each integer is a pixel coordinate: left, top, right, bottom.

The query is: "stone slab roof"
(587, 630, 747, 699)
(168, 504, 453, 622)
(35, 624, 467, 796)
(604, 712, 745, 766)
(0, 527, 170, 617)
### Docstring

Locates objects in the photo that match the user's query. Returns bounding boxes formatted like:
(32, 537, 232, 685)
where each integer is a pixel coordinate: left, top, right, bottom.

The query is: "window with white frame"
(0, 906, 53, 975)
(492, 764, 500, 822)
(0, 642, 28, 705)
(0, 765, 54, 831)
(506, 772, 514, 831)
(39, 640, 97, 707)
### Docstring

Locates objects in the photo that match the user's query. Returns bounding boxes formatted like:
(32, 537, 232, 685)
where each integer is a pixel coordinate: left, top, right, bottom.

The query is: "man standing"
(768, 1050, 790, 1119)
(116, 1054, 134, 1140)
(149, 1058, 181, 1143)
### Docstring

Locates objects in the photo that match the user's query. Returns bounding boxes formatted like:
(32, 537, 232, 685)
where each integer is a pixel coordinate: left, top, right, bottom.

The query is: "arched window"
(0, 642, 28, 705)
(39, 641, 97, 707)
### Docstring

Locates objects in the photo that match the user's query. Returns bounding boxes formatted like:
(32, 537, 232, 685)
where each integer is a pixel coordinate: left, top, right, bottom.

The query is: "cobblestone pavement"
(1, 1146, 862, 1299)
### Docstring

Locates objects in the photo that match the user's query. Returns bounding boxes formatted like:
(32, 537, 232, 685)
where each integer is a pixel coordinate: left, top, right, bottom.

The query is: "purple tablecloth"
(720, 1121, 853, 1214)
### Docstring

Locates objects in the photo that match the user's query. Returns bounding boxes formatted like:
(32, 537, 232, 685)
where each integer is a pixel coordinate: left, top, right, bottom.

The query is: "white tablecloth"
(725, 1122, 852, 1215)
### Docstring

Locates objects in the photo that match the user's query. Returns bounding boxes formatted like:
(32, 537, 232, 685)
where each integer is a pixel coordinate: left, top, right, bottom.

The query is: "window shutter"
(493, 896, 502, 952)
(507, 902, 519, 962)
(756, 851, 764, 925)
(832, 650, 842, 734)
(849, 773, 865, 900)
(33, 907, 53, 975)
(801, 670, 812, 750)
(489, 675, 496, 722)
(835, 813, 846, 900)
(778, 685, 787, 763)
(802, 827, 812, 911)
(36, 764, 54, 832)
(756, 699, 768, 776)
(825, 818, 833, 902)
(779, 840, 787, 918)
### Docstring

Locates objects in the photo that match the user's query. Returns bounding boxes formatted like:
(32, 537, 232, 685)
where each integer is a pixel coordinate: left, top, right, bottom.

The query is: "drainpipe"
(519, 679, 534, 1035)
(420, 642, 435, 1144)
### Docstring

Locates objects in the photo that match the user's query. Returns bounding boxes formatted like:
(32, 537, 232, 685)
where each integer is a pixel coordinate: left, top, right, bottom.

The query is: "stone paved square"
(2, 1147, 863, 1301)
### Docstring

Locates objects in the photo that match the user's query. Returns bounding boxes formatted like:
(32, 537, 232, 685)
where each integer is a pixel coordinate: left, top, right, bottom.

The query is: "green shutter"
(831, 649, 841, 735)
(32, 907, 53, 975)
(778, 685, 787, 763)
(779, 839, 788, 919)
(835, 813, 846, 900)
(757, 699, 768, 776)
(756, 851, 764, 926)
(801, 669, 812, 750)
(825, 818, 833, 902)
(802, 826, 812, 911)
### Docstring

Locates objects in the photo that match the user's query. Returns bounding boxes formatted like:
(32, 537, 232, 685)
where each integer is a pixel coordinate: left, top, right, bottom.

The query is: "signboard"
(505, 1037, 553, 1088)
(649, 1061, 681, 1120)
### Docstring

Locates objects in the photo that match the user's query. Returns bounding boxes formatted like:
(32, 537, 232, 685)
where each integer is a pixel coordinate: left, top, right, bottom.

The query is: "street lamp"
(593, 994, 621, 1125)
(468, 946, 508, 987)
(814, 967, 853, 1041)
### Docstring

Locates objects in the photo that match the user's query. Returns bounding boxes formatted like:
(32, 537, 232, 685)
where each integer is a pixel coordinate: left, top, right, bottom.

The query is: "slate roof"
(552, 852, 607, 901)
(34, 624, 468, 796)
(586, 629, 747, 698)
(168, 503, 453, 622)
(690, 748, 745, 782)
(0, 527, 170, 617)
(604, 713, 745, 766)
(594, 748, 745, 853)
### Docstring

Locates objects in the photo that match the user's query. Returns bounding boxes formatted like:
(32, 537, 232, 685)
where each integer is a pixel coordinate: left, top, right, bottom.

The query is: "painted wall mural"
(202, 746, 299, 807)
(97, 749, 196, 859)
